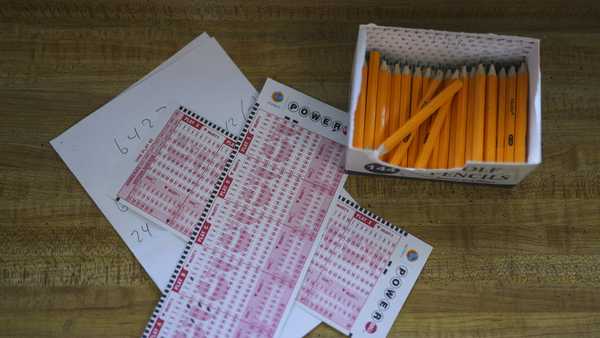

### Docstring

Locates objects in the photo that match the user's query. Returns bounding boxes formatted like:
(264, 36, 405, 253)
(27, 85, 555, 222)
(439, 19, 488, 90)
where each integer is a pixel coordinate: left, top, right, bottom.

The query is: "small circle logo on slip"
(365, 321, 377, 334)
(272, 91, 284, 102)
(407, 249, 419, 262)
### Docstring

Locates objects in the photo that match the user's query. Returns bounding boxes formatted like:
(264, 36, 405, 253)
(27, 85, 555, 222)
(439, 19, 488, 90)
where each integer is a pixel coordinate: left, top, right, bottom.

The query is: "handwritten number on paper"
(115, 199, 129, 212)
(225, 118, 238, 132)
(128, 128, 141, 140)
(130, 224, 152, 243)
(141, 223, 152, 237)
(131, 230, 142, 242)
(113, 117, 156, 156)
(141, 118, 154, 128)
(114, 138, 129, 155)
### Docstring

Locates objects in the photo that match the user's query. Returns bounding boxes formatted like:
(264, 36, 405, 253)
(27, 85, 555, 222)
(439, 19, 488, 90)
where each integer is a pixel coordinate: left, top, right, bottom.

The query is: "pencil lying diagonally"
(377, 79, 463, 157)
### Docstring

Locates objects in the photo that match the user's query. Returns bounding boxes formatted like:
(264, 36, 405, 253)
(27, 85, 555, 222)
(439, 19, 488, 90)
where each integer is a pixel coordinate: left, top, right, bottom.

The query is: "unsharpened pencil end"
(394, 63, 401, 74)
(375, 144, 384, 156)
(402, 65, 411, 75)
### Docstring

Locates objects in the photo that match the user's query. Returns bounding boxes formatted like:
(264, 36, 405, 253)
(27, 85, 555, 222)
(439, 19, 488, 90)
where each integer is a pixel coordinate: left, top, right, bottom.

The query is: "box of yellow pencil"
(347, 24, 541, 185)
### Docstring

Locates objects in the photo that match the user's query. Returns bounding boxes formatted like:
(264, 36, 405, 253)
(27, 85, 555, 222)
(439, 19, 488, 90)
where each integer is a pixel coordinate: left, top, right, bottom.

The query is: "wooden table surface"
(1, 1, 600, 337)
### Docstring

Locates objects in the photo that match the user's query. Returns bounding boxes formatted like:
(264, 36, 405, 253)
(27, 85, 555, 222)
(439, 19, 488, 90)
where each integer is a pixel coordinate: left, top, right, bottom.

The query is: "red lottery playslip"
(119, 79, 431, 338)
(137, 79, 349, 338)
(297, 193, 432, 337)
(117, 107, 237, 239)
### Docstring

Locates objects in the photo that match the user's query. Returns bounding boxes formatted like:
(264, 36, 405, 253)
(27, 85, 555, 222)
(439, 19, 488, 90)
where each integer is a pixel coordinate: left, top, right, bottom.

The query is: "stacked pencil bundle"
(353, 51, 529, 169)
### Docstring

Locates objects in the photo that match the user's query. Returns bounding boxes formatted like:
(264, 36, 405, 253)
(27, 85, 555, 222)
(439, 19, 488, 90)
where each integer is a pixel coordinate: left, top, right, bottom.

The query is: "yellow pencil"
(417, 67, 433, 160)
(504, 66, 517, 162)
(422, 70, 444, 168)
(437, 69, 456, 168)
(378, 79, 463, 156)
(415, 74, 458, 168)
(496, 67, 507, 162)
(515, 62, 529, 162)
(465, 67, 476, 161)
(374, 61, 391, 147)
(484, 64, 498, 161)
(422, 67, 432, 102)
(353, 62, 368, 149)
(364, 51, 380, 149)
(388, 63, 402, 141)
(406, 66, 423, 166)
(452, 66, 469, 168)
(389, 65, 412, 166)
(471, 64, 486, 161)
(448, 69, 459, 167)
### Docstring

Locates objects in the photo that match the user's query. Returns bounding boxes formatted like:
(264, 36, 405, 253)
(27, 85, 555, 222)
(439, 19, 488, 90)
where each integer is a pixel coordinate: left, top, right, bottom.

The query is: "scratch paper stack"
(51, 34, 431, 338)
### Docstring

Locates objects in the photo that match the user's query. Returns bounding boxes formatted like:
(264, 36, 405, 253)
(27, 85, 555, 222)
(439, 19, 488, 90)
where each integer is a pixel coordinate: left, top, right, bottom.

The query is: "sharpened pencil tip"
(499, 67, 506, 77)
(424, 67, 432, 78)
(414, 66, 422, 77)
(402, 65, 411, 75)
(518, 62, 527, 74)
(380, 60, 389, 71)
(444, 69, 453, 79)
(488, 64, 496, 76)
(477, 64, 485, 74)
(469, 66, 476, 77)
(508, 65, 516, 76)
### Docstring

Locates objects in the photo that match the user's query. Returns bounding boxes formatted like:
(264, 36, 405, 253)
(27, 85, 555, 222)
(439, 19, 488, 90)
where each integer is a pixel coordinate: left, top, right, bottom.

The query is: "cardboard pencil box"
(346, 24, 541, 185)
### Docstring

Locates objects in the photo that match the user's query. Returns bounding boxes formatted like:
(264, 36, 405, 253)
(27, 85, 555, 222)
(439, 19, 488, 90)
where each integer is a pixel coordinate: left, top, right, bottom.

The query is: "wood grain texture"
(1, 0, 600, 337)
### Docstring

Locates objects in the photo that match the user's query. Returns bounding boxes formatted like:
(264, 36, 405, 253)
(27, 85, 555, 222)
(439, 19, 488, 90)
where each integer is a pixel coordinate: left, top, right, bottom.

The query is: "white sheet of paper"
(50, 37, 255, 288)
(51, 35, 321, 338)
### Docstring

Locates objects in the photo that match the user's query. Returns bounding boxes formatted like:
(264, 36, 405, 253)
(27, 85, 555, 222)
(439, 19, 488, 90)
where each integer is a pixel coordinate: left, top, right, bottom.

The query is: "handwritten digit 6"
(114, 138, 128, 155)
(115, 199, 129, 212)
